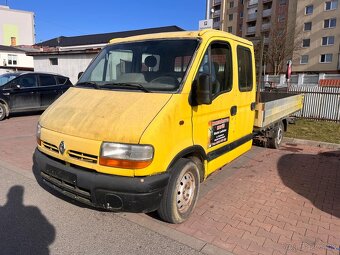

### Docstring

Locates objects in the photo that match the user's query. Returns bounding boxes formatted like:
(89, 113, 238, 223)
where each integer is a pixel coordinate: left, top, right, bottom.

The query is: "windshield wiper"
(77, 81, 100, 89)
(102, 82, 151, 93)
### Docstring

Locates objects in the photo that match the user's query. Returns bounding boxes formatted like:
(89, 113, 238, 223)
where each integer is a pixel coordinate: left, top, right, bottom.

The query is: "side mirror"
(78, 72, 84, 79)
(196, 74, 212, 105)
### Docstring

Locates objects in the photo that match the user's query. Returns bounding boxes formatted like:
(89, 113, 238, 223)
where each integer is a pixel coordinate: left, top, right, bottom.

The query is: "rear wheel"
(0, 103, 7, 121)
(268, 121, 284, 149)
(157, 158, 200, 223)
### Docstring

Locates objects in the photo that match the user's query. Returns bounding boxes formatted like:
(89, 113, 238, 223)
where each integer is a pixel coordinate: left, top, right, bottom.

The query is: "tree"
(255, 20, 302, 75)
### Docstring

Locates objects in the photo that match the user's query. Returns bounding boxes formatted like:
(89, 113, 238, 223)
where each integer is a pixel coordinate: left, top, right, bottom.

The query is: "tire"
(157, 158, 200, 224)
(268, 121, 284, 149)
(0, 103, 7, 121)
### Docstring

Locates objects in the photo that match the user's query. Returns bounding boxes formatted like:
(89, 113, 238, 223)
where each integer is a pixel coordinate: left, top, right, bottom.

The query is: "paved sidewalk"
(168, 144, 340, 255)
(1, 115, 339, 255)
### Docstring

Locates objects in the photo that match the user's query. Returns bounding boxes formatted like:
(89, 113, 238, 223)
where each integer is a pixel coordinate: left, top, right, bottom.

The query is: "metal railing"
(288, 85, 340, 122)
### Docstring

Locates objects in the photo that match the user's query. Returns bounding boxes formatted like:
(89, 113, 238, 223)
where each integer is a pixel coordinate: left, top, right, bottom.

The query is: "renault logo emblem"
(59, 141, 66, 155)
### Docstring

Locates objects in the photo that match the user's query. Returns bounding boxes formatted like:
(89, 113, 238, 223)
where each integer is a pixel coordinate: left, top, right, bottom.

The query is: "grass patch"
(286, 119, 340, 144)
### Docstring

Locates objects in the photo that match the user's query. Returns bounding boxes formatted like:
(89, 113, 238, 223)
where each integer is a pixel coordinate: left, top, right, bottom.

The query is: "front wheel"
(157, 158, 200, 224)
(268, 121, 284, 149)
(0, 103, 7, 121)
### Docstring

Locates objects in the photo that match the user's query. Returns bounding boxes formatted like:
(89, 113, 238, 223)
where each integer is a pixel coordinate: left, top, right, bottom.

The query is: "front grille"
(42, 141, 59, 153)
(68, 150, 98, 164)
(41, 170, 92, 204)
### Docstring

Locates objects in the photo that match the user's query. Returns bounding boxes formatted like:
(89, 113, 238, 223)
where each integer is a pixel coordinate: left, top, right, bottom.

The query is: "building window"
(324, 18, 337, 28)
(278, 15, 285, 22)
(229, 14, 233, 21)
(322, 36, 335, 45)
(230, 1, 234, 8)
(305, 5, 313, 15)
(240, 11, 243, 18)
(325, 0, 338, 10)
(228, 26, 233, 33)
(7, 54, 17, 65)
(49, 58, 58, 65)
(300, 55, 309, 64)
(304, 22, 312, 31)
(302, 39, 310, 47)
(280, 0, 287, 5)
(320, 54, 333, 63)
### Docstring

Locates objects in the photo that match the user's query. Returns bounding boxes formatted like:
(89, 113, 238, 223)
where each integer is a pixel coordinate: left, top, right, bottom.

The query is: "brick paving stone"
(3, 116, 340, 255)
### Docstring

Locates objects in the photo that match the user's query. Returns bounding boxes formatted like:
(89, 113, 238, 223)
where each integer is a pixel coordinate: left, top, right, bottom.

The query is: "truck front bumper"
(33, 149, 169, 213)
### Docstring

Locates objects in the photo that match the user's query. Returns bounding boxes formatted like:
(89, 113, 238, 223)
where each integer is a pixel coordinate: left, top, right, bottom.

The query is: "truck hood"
(40, 87, 172, 143)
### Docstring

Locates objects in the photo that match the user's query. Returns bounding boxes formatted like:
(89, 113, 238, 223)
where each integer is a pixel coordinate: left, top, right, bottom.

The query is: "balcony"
(248, 0, 258, 7)
(247, 26, 256, 34)
(262, 9, 272, 17)
(213, 0, 221, 6)
(213, 10, 221, 18)
(213, 22, 221, 29)
(263, 0, 272, 3)
(261, 23, 271, 31)
(247, 13, 257, 21)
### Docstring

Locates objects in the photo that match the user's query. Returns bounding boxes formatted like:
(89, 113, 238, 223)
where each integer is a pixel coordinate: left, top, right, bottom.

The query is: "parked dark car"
(0, 72, 72, 121)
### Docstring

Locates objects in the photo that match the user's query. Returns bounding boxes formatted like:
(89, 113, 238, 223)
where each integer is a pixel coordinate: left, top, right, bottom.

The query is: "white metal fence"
(289, 85, 340, 122)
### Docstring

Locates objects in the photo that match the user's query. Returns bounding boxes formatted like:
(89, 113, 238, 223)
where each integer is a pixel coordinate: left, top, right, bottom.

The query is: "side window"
(17, 75, 38, 88)
(196, 42, 233, 97)
(39, 75, 57, 86)
(237, 46, 253, 92)
(57, 77, 67, 85)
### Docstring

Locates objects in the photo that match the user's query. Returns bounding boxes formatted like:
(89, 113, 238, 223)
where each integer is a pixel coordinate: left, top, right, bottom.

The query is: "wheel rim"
(176, 172, 196, 213)
(277, 126, 283, 144)
(0, 106, 3, 117)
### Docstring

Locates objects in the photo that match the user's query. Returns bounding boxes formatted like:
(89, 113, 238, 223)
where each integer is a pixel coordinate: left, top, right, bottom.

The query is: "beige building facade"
(208, 0, 340, 73)
(0, 5, 35, 46)
(293, 0, 340, 73)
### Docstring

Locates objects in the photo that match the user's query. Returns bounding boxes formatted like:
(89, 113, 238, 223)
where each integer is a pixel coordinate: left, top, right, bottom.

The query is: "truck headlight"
(36, 123, 41, 146)
(99, 142, 154, 169)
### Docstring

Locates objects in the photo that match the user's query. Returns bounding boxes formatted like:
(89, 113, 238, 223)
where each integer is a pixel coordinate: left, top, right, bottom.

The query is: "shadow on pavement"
(278, 150, 340, 218)
(0, 186, 56, 255)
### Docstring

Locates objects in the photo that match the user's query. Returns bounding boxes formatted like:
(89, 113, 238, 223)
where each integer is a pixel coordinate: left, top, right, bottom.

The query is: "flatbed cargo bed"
(254, 92, 304, 128)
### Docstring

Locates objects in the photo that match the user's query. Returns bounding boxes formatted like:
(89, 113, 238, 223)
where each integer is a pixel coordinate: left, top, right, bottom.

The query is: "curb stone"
(284, 137, 340, 150)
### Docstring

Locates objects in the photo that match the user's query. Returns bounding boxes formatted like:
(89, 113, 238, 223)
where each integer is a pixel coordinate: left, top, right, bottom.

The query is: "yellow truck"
(33, 30, 303, 223)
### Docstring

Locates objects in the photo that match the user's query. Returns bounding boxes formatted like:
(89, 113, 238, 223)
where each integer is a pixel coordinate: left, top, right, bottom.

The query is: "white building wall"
(0, 6, 35, 46)
(33, 54, 97, 84)
(0, 51, 34, 68)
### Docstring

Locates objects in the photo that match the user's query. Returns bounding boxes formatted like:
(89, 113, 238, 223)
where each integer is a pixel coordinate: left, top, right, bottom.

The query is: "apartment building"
(293, 0, 340, 73)
(0, 5, 35, 46)
(207, 0, 340, 73)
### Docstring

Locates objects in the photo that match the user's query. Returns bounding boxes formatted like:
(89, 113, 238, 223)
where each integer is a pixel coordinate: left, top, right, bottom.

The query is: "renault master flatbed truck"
(33, 30, 303, 223)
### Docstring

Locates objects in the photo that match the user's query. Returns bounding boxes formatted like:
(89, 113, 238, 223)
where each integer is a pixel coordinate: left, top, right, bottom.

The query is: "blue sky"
(5, 0, 206, 43)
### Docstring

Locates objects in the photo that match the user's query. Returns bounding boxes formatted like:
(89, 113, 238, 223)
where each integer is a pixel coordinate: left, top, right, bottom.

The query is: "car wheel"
(0, 103, 7, 121)
(268, 121, 284, 149)
(157, 158, 200, 224)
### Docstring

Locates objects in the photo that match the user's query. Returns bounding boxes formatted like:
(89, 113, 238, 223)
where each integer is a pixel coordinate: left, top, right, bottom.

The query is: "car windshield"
(77, 39, 199, 93)
(0, 73, 20, 86)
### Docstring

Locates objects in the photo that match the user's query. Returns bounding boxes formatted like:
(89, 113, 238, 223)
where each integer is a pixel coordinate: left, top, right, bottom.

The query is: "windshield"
(0, 73, 20, 86)
(78, 39, 198, 93)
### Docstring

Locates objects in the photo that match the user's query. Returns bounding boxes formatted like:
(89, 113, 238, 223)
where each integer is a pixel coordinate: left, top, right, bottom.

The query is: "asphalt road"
(0, 161, 207, 255)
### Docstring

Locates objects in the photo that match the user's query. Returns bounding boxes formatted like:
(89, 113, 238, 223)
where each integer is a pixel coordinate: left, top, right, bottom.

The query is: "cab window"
(237, 46, 253, 92)
(196, 42, 233, 97)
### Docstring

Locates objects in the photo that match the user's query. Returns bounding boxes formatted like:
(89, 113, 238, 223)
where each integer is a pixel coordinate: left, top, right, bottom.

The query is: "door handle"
(230, 105, 237, 116)
(250, 102, 256, 111)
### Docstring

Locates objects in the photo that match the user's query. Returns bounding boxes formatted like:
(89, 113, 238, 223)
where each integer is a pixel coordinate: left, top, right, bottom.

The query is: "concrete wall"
(0, 5, 35, 46)
(33, 54, 97, 84)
